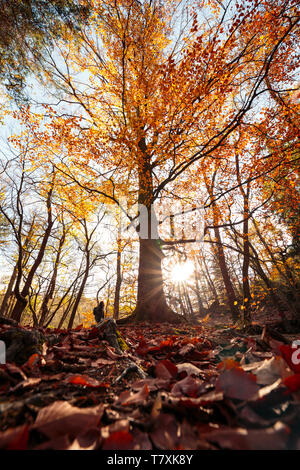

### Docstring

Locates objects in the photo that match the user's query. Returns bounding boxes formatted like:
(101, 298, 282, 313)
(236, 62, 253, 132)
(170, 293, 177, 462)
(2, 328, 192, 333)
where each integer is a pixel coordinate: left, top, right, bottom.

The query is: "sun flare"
(170, 261, 194, 283)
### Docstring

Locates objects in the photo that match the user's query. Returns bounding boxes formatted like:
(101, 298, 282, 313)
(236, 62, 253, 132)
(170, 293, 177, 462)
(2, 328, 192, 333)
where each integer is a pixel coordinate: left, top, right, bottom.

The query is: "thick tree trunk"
(135, 237, 175, 321)
(133, 137, 182, 323)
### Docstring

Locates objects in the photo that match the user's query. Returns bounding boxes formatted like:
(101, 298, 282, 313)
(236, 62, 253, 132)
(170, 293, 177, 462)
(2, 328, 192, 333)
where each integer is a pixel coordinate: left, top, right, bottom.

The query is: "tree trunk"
(134, 137, 180, 323)
(212, 224, 239, 322)
(67, 251, 90, 329)
(113, 238, 122, 320)
(135, 237, 173, 321)
(11, 188, 54, 323)
(38, 227, 66, 326)
(3, 217, 36, 318)
(0, 264, 17, 316)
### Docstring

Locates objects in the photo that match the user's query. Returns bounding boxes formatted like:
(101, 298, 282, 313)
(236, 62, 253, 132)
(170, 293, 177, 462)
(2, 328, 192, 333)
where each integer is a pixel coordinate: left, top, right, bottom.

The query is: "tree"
(10, 0, 299, 323)
(0, 0, 90, 100)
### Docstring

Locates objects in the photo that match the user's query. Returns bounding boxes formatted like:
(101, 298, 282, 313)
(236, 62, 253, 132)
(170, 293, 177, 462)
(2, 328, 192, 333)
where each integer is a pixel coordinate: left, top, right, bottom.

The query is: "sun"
(170, 260, 194, 283)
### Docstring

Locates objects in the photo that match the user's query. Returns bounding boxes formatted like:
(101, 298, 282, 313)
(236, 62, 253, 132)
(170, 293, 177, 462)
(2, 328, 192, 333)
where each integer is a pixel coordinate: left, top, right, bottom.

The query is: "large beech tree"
(13, 0, 299, 322)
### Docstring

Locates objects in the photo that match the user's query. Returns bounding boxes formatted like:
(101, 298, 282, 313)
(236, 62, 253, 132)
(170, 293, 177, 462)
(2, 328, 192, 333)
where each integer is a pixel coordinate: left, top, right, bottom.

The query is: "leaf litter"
(0, 320, 300, 450)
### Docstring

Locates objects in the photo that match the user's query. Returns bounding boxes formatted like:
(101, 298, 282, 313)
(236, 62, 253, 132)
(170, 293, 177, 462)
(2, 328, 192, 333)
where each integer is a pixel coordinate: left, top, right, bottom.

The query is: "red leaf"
(24, 353, 40, 368)
(155, 359, 178, 379)
(217, 358, 240, 370)
(135, 338, 151, 355)
(159, 338, 175, 349)
(87, 327, 99, 340)
(74, 324, 83, 331)
(0, 425, 29, 450)
(102, 431, 133, 450)
(66, 374, 109, 388)
(283, 374, 300, 392)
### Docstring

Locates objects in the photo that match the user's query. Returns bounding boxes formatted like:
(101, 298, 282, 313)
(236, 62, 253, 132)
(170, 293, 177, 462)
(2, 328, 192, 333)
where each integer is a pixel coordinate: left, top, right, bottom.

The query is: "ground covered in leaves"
(1, 318, 300, 450)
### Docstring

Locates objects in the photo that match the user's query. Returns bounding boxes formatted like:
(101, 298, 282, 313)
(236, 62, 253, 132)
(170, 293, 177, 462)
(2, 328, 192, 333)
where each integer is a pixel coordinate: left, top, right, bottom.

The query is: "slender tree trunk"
(0, 264, 18, 316)
(38, 227, 66, 326)
(183, 283, 195, 321)
(249, 246, 288, 319)
(194, 265, 206, 315)
(241, 211, 251, 323)
(204, 171, 239, 322)
(67, 251, 90, 329)
(177, 281, 187, 317)
(212, 224, 239, 322)
(239, 178, 251, 325)
(3, 217, 36, 317)
(113, 238, 122, 320)
(202, 254, 219, 303)
(11, 188, 54, 323)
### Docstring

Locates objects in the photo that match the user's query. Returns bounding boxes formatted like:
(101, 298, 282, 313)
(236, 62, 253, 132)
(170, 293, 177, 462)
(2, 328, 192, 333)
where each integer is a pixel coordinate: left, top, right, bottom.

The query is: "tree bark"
(113, 238, 122, 320)
(11, 187, 54, 323)
(0, 264, 17, 317)
(38, 226, 66, 326)
(212, 224, 239, 322)
(134, 137, 181, 323)
(2, 217, 36, 318)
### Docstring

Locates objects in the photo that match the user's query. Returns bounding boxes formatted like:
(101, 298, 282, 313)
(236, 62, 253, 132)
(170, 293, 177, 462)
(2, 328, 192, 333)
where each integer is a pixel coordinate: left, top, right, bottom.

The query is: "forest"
(0, 0, 299, 452)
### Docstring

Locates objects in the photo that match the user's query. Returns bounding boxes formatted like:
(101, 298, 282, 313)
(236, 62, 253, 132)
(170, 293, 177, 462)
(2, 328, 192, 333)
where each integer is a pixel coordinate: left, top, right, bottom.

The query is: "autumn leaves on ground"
(1, 315, 300, 450)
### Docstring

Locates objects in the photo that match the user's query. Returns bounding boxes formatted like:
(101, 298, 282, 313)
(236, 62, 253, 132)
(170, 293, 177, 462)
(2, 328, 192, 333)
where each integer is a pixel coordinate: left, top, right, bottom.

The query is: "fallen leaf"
(149, 413, 180, 450)
(0, 425, 29, 450)
(9, 377, 41, 392)
(131, 378, 169, 392)
(131, 428, 152, 450)
(176, 362, 202, 376)
(204, 421, 290, 450)
(216, 366, 259, 400)
(248, 356, 292, 385)
(178, 343, 195, 357)
(68, 428, 101, 450)
(283, 374, 300, 392)
(116, 384, 149, 406)
(65, 374, 109, 388)
(155, 359, 177, 379)
(171, 375, 204, 398)
(34, 435, 71, 450)
(102, 431, 134, 450)
(32, 401, 104, 439)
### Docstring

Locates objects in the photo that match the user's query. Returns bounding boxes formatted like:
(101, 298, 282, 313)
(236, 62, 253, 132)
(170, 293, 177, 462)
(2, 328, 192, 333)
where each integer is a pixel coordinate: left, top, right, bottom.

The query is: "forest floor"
(0, 313, 300, 450)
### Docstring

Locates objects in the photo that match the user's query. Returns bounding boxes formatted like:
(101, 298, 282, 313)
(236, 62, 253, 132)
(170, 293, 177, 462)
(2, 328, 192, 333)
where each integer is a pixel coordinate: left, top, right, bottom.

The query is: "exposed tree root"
(113, 361, 147, 384)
